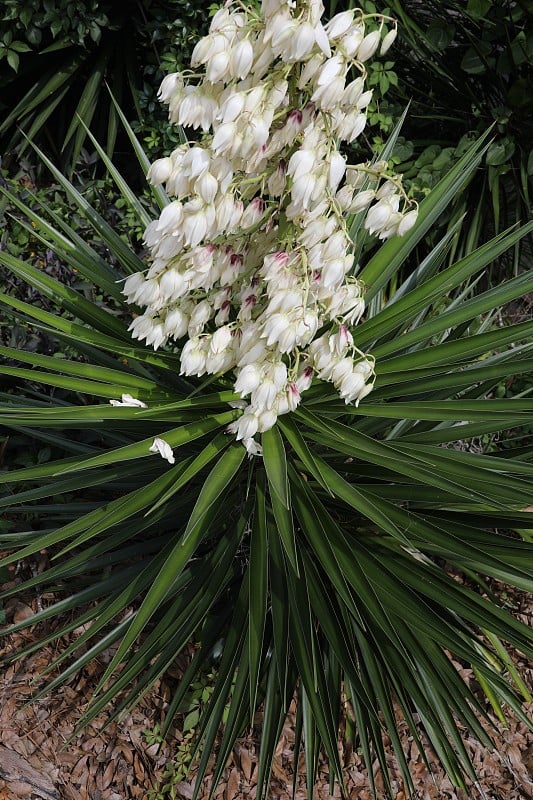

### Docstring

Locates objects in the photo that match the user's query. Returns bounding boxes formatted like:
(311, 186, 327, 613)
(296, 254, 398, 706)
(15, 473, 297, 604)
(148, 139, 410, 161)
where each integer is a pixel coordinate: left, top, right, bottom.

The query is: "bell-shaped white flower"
(147, 157, 173, 185)
(206, 50, 231, 83)
(325, 10, 355, 40)
(230, 38, 254, 79)
(397, 208, 418, 236)
(234, 364, 263, 396)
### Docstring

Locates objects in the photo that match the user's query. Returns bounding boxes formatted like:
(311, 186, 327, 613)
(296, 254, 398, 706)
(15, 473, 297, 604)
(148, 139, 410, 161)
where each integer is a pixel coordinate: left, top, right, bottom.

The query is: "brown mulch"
(1, 570, 532, 800)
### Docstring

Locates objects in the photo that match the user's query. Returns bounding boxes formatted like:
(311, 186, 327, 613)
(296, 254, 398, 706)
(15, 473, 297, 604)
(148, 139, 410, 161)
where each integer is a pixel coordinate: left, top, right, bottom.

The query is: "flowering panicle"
(125, 0, 417, 455)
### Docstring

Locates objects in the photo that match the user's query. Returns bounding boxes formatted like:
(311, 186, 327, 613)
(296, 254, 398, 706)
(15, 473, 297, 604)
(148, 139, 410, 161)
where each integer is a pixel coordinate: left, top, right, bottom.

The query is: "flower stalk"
(124, 0, 417, 454)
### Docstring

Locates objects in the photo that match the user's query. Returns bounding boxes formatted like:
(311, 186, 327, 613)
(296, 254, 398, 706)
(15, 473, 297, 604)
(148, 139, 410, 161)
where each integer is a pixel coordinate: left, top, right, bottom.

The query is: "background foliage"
(0, 0, 207, 170)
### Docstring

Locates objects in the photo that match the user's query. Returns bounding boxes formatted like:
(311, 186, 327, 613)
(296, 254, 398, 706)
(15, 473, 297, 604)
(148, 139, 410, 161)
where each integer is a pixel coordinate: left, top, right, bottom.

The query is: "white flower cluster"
(124, 0, 417, 455)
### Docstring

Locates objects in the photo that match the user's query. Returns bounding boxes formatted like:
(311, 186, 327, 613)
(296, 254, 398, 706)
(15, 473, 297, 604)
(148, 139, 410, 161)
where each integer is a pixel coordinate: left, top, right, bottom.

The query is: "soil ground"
(1, 567, 532, 800)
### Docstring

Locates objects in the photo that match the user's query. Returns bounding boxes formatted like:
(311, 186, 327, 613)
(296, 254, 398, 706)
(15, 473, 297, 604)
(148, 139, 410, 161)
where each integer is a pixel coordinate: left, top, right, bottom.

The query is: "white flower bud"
(397, 209, 418, 236)
(357, 30, 381, 63)
(147, 157, 173, 186)
(230, 38, 254, 78)
(298, 53, 324, 88)
(380, 27, 397, 55)
(207, 50, 231, 83)
(209, 324, 233, 354)
(195, 172, 218, 204)
(252, 378, 279, 410)
(219, 92, 246, 123)
(349, 188, 376, 213)
(326, 11, 355, 40)
(328, 152, 346, 191)
(365, 199, 396, 234)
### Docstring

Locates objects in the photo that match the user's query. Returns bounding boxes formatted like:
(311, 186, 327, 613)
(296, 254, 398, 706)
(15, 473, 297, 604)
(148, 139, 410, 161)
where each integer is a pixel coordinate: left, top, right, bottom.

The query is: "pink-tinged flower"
(109, 394, 148, 408)
(267, 161, 287, 196)
(329, 325, 353, 356)
(149, 437, 176, 465)
(286, 382, 301, 411)
(296, 366, 314, 393)
(241, 197, 265, 228)
(215, 301, 231, 327)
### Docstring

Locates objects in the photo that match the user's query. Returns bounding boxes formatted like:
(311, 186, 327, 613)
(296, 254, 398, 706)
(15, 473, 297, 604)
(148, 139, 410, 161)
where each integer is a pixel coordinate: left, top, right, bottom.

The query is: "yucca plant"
(2, 9, 533, 800)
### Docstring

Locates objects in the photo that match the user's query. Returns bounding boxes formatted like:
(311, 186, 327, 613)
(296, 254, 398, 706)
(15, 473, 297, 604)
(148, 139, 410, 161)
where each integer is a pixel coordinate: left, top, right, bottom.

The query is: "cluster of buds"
(124, 0, 417, 455)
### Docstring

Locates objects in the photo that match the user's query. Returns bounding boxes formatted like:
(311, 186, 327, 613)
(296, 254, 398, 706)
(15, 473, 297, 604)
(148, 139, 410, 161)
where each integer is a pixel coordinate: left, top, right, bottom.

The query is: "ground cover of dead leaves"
(0, 563, 532, 800)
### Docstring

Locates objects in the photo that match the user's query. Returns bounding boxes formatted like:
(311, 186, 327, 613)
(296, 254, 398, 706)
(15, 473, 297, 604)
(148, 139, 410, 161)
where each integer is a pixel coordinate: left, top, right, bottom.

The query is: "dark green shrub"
(0, 0, 208, 169)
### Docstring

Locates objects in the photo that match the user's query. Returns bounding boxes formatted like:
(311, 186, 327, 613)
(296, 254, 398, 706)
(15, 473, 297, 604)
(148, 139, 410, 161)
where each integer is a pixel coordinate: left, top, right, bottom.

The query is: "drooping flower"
(149, 437, 176, 464)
